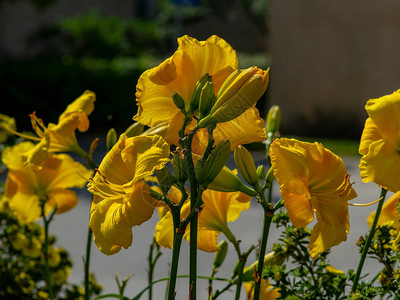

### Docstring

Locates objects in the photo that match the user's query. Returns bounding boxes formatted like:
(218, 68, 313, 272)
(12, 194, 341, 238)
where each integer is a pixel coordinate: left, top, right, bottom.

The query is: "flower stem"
(41, 204, 57, 300)
(167, 231, 184, 300)
(352, 188, 387, 292)
(84, 226, 93, 300)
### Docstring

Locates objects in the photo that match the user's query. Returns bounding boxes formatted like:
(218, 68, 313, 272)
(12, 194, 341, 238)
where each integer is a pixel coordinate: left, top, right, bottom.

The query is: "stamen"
(0, 124, 41, 141)
(349, 196, 383, 207)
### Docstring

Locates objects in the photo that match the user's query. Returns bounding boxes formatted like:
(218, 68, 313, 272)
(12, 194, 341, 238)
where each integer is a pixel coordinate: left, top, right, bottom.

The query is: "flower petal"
(360, 139, 400, 192)
(47, 189, 78, 214)
(9, 192, 41, 223)
(359, 118, 382, 155)
(367, 192, 400, 230)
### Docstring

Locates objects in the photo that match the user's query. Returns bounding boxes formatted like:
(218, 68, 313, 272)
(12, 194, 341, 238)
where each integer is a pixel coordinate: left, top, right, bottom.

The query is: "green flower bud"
(265, 167, 275, 186)
(213, 240, 228, 269)
(189, 73, 212, 113)
(172, 92, 186, 111)
(156, 167, 176, 194)
(208, 166, 257, 196)
(266, 105, 281, 135)
(242, 251, 285, 281)
(149, 188, 163, 200)
(106, 128, 118, 151)
(125, 122, 144, 137)
(234, 145, 259, 188)
(256, 165, 265, 181)
(172, 152, 187, 183)
(199, 81, 215, 119)
(196, 140, 231, 186)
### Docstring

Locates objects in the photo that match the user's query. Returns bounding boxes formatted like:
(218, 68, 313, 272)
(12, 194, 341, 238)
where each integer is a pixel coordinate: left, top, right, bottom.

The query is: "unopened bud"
(234, 146, 259, 188)
(208, 166, 257, 197)
(156, 167, 176, 194)
(242, 251, 284, 281)
(150, 188, 163, 200)
(172, 92, 186, 111)
(196, 140, 231, 186)
(199, 81, 215, 119)
(189, 73, 212, 113)
(257, 165, 265, 181)
(266, 105, 281, 136)
(106, 128, 118, 151)
(125, 122, 144, 137)
(265, 167, 275, 186)
(213, 240, 228, 269)
(172, 152, 187, 183)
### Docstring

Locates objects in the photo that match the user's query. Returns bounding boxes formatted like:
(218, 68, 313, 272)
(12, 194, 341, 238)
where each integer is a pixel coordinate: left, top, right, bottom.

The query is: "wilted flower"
(270, 138, 357, 258)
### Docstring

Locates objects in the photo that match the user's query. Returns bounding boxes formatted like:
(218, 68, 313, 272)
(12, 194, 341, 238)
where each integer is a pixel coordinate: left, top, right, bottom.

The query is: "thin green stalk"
(352, 188, 387, 292)
(84, 226, 93, 300)
(212, 282, 234, 300)
(148, 238, 162, 300)
(41, 204, 57, 300)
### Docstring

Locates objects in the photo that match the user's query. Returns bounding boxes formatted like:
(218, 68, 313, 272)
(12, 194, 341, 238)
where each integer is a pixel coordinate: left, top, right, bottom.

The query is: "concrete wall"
(269, 0, 400, 138)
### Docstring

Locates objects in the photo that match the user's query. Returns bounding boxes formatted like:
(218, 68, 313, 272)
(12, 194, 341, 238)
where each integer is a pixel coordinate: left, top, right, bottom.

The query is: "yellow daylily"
(88, 134, 170, 255)
(359, 90, 400, 192)
(29, 90, 95, 155)
(155, 189, 251, 252)
(133, 35, 266, 150)
(3, 142, 92, 222)
(244, 279, 280, 300)
(368, 192, 400, 230)
(270, 138, 357, 259)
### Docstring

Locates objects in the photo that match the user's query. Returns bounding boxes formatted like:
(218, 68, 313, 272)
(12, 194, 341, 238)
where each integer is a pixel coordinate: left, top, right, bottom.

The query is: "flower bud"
(172, 152, 187, 183)
(196, 140, 231, 186)
(242, 251, 284, 281)
(149, 188, 163, 200)
(197, 67, 269, 128)
(189, 73, 212, 113)
(125, 122, 144, 137)
(208, 166, 257, 197)
(213, 240, 228, 269)
(106, 128, 118, 151)
(172, 92, 186, 111)
(199, 81, 215, 119)
(266, 105, 281, 135)
(234, 146, 259, 188)
(156, 167, 176, 194)
(265, 167, 275, 186)
(257, 165, 265, 181)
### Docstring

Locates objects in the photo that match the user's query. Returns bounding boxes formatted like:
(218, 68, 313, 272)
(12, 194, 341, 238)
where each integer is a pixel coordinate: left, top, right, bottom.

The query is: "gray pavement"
(48, 154, 389, 299)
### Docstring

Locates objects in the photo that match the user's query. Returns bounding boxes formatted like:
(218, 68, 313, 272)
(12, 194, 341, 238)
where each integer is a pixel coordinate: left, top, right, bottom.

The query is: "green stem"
(84, 227, 93, 300)
(41, 204, 57, 300)
(148, 238, 162, 300)
(352, 188, 387, 292)
(212, 282, 234, 300)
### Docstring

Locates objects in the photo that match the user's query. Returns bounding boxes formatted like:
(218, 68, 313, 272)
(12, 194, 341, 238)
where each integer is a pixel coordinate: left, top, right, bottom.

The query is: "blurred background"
(2, 0, 400, 140)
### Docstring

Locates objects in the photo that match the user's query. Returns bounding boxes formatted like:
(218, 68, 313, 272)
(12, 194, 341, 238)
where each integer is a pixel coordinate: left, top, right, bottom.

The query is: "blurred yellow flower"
(368, 192, 400, 230)
(359, 90, 400, 192)
(155, 189, 251, 252)
(3, 141, 92, 222)
(244, 279, 280, 300)
(0, 113, 16, 143)
(133, 35, 266, 150)
(270, 138, 357, 259)
(25, 90, 95, 166)
(10, 232, 29, 250)
(22, 238, 42, 258)
(51, 267, 70, 285)
(88, 134, 170, 255)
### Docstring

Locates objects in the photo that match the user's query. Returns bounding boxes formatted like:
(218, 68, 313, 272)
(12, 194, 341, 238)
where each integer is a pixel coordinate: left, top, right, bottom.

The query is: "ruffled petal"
(360, 139, 400, 192)
(308, 197, 349, 259)
(89, 198, 132, 255)
(213, 107, 266, 149)
(359, 118, 382, 155)
(365, 89, 400, 146)
(367, 192, 400, 230)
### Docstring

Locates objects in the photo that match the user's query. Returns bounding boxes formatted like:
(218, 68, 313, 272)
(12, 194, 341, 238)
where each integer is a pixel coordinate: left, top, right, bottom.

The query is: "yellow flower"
(133, 35, 266, 150)
(22, 238, 42, 258)
(367, 192, 400, 230)
(88, 134, 170, 255)
(0, 113, 16, 143)
(270, 138, 357, 259)
(359, 90, 400, 192)
(51, 266, 70, 285)
(244, 279, 280, 300)
(29, 90, 95, 155)
(326, 265, 345, 275)
(10, 232, 29, 250)
(155, 189, 251, 252)
(3, 141, 92, 222)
